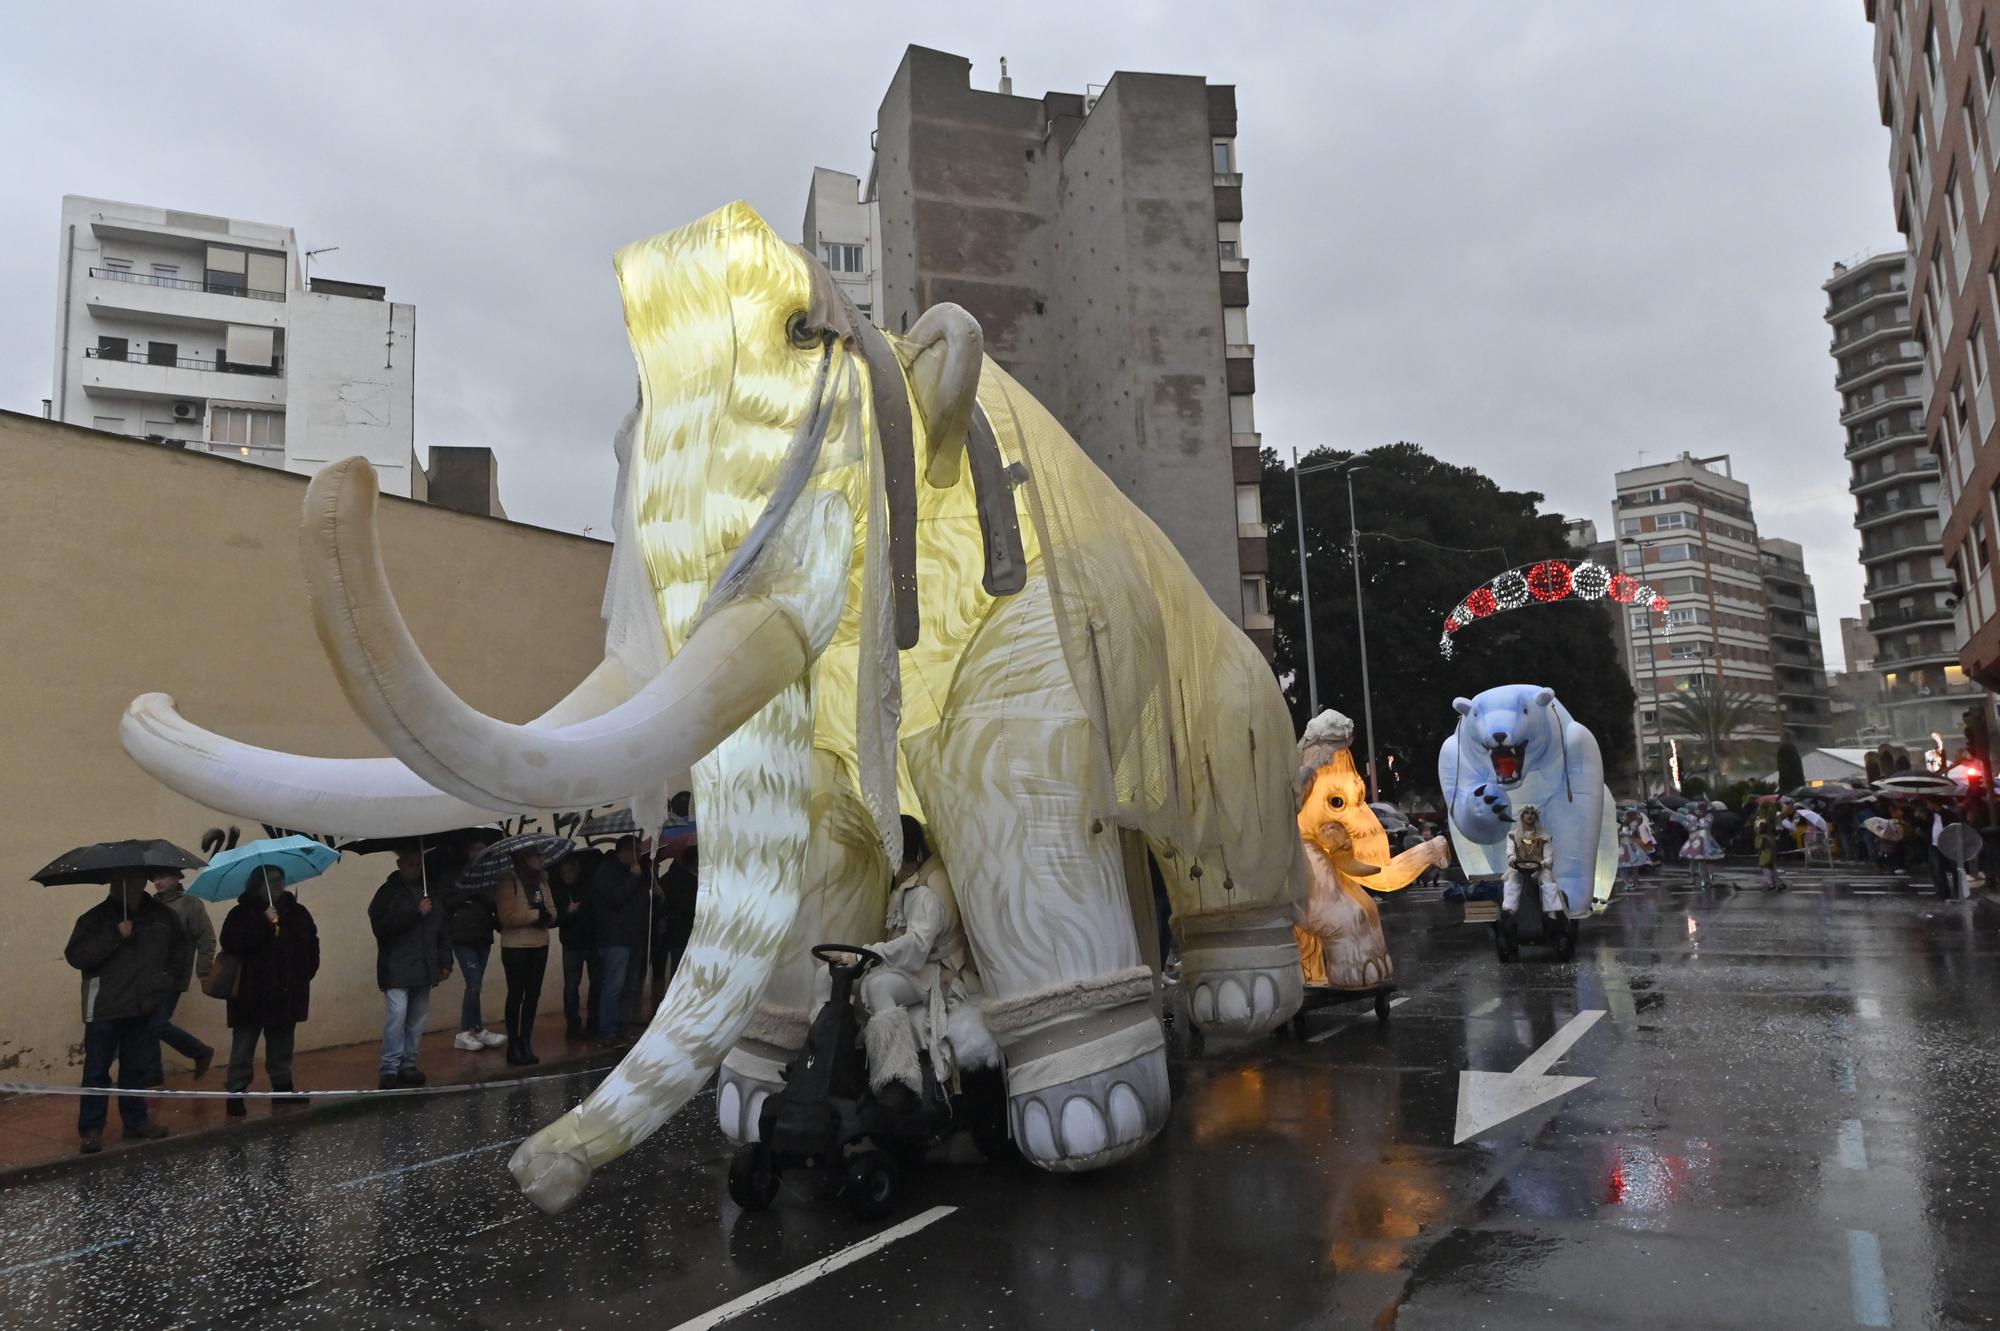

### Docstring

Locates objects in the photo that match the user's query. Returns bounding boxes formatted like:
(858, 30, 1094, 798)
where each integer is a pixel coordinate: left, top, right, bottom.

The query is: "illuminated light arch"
(1439, 558, 1669, 659)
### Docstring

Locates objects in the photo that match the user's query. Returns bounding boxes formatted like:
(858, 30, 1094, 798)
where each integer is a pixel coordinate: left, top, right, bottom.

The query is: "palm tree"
(1658, 687, 1779, 786)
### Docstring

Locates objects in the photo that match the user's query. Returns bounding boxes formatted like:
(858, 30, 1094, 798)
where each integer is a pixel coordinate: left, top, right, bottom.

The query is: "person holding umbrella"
(216, 865, 321, 1115)
(61, 866, 190, 1152)
(494, 843, 560, 1065)
(368, 846, 454, 1089)
(145, 867, 216, 1082)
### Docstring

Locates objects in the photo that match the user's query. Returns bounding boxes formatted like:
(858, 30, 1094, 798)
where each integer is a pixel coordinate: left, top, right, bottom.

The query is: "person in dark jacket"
(443, 849, 506, 1053)
(654, 839, 698, 1006)
(551, 850, 600, 1042)
(367, 848, 452, 1089)
(147, 868, 216, 1081)
(217, 866, 320, 1116)
(64, 872, 189, 1152)
(592, 836, 652, 1044)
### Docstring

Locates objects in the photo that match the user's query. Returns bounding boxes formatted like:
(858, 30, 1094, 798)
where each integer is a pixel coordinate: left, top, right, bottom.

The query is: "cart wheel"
(844, 1149, 900, 1221)
(1493, 926, 1513, 963)
(728, 1144, 780, 1211)
(1374, 991, 1393, 1023)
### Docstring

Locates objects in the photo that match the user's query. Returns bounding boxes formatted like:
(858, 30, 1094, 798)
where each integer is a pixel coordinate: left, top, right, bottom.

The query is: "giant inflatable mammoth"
(123, 203, 1306, 1211)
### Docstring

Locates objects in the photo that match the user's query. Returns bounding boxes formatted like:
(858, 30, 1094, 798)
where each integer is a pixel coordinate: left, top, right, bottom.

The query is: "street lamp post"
(1621, 538, 1671, 795)
(1294, 454, 1378, 795)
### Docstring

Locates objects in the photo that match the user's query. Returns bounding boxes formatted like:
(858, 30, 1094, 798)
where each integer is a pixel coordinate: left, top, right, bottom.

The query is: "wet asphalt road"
(2, 867, 1998, 1330)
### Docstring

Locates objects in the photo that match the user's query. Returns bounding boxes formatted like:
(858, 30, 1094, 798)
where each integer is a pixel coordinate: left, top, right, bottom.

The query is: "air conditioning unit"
(171, 401, 199, 422)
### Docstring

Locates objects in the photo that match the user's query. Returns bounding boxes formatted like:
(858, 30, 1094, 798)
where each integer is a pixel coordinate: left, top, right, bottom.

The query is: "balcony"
(1219, 256, 1248, 274)
(78, 346, 286, 409)
(1213, 172, 1243, 188)
(1224, 342, 1254, 358)
(1839, 388, 1923, 427)
(1845, 414, 1926, 457)
(1860, 527, 1943, 560)
(85, 267, 286, 334)
(1828, 313, 1910, 354)
(1855, 490, 1936, 525)
(1867, 568, 1953, 592)
(1849, 453, 1937, 490)
(1867, 603, 1954, 630)
(1833, 345, 1922, 392)
(1826, 278, 1908, 316)
(1231, 431, 1261, 450)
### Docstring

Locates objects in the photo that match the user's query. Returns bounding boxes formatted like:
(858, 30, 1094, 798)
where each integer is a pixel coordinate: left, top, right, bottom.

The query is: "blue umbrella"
(186, 836, 340, 903)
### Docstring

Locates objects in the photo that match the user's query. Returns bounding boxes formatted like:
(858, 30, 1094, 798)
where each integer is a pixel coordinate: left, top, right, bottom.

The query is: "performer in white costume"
(859, 817, 984, 1107)
(1504, 805, 1565, 916)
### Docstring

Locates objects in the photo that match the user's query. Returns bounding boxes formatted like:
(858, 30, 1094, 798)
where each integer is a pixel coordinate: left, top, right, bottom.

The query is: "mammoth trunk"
(508, 680, 815, 1214)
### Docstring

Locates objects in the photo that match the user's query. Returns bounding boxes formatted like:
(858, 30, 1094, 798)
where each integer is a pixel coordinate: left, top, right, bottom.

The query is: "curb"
(0, 1047, 621, 1188)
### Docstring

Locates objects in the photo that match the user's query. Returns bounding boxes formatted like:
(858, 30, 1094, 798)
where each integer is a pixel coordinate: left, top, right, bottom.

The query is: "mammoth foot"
(717, 1040, 793, 1144)
(999, 998, 1169, 1173)
(1178, 912, 1304, 1038)
(508, 1117, 594, 1215)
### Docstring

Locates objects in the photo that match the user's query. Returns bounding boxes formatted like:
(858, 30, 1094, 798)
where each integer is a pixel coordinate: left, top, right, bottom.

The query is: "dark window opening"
(96, 336, 127, 362)
(147, 341, 177, 367)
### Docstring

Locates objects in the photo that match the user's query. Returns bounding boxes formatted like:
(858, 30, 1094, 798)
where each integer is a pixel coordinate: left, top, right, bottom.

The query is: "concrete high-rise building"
(1758, 537, 1834, 745)
(1611, 453, 1784, 781)
(1821, 251, 1975, 746)
(50, 195, 419, 496)
(809, 47, 1267, 654)
(801, 167, 884, 323)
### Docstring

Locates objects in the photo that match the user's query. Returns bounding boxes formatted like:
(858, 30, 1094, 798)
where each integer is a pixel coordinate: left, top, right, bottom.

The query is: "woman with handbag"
(494, 848, 557, 1066)
(216, 866, 321, 1117)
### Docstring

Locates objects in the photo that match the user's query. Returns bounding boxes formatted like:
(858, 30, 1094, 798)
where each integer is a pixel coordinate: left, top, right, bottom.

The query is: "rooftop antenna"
(998, 57, 1012, 95)
(303, 245, 340, 287)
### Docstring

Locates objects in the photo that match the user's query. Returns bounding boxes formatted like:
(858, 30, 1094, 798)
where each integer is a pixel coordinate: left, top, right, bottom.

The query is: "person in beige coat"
(495, 849, 556, 1066)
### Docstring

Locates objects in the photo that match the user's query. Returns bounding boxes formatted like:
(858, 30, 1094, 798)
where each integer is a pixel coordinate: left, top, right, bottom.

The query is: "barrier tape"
(0, 1064, 611, 1100)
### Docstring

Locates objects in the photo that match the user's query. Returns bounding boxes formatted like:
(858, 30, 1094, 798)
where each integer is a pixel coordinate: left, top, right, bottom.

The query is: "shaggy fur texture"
(864, 1009, 922, 1094)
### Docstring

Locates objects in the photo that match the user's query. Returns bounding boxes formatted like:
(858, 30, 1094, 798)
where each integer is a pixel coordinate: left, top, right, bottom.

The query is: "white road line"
(1513, 1010, 1605, 1078)
(1469, 997, 1502, 1017)
(336, 1136, 524, 1189)
(1846, 1230, 1891, 1327)
(1838, 1118, 1869, 1170)
(1857, 997, 1884, 1019)
(670, 1206, 958, 1330)
(1304, 997, 1407, 1043)
(0, 1239, 132, 1279)
(1835, 1057, 1858, 1094)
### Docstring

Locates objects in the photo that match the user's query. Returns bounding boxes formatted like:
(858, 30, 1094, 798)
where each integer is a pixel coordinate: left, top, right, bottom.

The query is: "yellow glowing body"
(1294, 749, 1442, 990)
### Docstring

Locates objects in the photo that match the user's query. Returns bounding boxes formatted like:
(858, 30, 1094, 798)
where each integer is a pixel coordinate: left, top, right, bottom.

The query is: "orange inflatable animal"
(1294, 712, 1450, 989)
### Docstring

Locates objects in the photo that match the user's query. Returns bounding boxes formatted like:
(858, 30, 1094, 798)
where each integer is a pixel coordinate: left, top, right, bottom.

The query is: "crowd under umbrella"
(457, 834, 576, 894)
(337, 825, 505, 858)
(186, 836, 340, 906)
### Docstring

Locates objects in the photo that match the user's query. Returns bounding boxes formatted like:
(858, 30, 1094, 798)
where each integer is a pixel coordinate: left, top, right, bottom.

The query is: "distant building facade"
(50, 195, 419, 496)
(1758, 537, 1834, 746)
(807, 46, 1267, 654)
(801, 167, 883, 322)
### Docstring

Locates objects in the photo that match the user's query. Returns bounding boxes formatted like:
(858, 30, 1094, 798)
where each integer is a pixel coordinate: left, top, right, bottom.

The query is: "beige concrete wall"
(0, 412, 612, 1080)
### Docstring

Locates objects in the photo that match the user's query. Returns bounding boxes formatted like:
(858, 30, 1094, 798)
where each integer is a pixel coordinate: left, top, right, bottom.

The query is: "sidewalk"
(0, 1011, 615, 1178)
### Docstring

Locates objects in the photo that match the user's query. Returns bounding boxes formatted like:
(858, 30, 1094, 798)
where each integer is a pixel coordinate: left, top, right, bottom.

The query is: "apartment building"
(801, 167, 883, 322)
(815, 47, 1267, 654)
(50, 195, 419, 496)
(1611, 454, 1785, 778)
(1759, 537, 1835, 746)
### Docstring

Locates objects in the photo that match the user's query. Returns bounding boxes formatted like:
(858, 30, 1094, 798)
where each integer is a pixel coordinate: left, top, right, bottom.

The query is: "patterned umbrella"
(457, 834, 575, 893)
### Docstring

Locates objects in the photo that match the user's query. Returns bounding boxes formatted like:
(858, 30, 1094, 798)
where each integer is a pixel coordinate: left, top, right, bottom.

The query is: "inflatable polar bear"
(1435, 683, 1617, 913)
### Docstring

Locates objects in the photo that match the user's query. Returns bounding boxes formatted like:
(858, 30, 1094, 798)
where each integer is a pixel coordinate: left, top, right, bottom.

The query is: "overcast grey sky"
(2, 2, 1891, 667)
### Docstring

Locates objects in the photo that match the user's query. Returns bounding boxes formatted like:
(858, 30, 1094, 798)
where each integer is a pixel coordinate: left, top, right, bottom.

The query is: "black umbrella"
(457, 834, 576, 892)
(338, 825, 505, 857)
(32, 839, 205, 887)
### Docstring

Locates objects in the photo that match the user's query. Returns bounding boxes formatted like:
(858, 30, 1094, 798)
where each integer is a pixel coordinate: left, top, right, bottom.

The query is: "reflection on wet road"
(2, 871, 1995, 1328)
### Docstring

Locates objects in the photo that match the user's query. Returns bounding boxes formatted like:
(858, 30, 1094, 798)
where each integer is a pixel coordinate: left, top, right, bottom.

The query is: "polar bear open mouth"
(1490, 744, 1525, 785)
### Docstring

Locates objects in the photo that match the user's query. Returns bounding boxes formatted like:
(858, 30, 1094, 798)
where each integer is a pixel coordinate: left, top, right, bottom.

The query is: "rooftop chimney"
(999, 57, 1012, 95)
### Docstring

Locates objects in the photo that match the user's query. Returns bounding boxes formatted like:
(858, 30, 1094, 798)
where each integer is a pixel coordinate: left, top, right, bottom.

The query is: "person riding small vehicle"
(728, 817, 1008, 1220)
(1496, 804, 1576, 962)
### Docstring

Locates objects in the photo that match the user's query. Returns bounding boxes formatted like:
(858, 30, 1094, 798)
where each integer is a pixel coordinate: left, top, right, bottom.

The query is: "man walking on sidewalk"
(64, 872, 188, 1153)
(147, 868, 215, 1081)
(368, 848, 452, 1089)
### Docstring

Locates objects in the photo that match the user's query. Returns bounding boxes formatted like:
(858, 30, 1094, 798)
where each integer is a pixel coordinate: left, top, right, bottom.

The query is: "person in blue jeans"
(551, 849, 601, 1042)
(64, 873, 187, 1152)
(444, 851, 506, 1053)
(367, 848, 452, 1089)
(592, 835, 652, 1045)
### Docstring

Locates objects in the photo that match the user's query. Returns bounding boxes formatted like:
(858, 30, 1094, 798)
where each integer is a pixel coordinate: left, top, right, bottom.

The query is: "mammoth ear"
(904, 304, 984, 488)
(1452, 697, 1475, 717)
(1533, 688, 1555, 707)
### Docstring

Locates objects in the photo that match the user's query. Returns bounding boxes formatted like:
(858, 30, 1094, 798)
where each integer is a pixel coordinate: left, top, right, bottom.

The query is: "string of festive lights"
(1438, 557, 1670, 659)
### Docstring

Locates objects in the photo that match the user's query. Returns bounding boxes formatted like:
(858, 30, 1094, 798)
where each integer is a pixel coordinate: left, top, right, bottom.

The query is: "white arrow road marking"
(1454, 1009, 1606, 1144)
(669, 1205, 958, 1330)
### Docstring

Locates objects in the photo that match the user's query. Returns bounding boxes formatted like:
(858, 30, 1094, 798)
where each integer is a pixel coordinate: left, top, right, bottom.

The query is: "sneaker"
(78, 1135, 103, 1155)
(123, 1121, 170, 1142)
(191, 1047, 214, 1081)
(396, 1066, 427, 1087)
(378, 1074, 400, 1090)
(453, 1031, 485, 1052)
(477, 1029, 507, 1049)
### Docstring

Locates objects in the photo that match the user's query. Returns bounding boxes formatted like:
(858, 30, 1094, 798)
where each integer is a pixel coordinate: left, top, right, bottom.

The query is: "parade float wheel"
(844, 1149, 900, 1221)
(728, 1144, 781, 1211)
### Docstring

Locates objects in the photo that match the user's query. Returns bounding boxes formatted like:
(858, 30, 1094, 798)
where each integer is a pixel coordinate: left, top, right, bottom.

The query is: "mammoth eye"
(786, 312, 819, 349)
(1327, 794, 1345, 809)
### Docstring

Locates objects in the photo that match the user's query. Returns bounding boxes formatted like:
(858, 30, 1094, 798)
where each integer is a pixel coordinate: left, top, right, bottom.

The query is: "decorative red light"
(1526, 559, 1572, 602)
(1608, 574, 1641, 603)
(1443, 617, 1460, 634)
(1466, 588, 1498, 618)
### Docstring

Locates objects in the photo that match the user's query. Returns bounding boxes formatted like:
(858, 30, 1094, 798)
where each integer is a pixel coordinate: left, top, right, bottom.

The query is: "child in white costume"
(1505, 805, 1566, 915)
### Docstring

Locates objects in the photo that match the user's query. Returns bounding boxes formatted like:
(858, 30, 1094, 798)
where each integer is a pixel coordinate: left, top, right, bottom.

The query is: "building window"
(95, 335, 128, 362)
(1217, 221, 1242, 259)
(209, 406, 286, 458)
(1972, 318, 1990, 387)
(1652, 542, 1699, 563)
(1213, 140, 1235, 173)
(1622, 547, 1644, 570)
(151, 263, 180, 282)
(818, 242, 865, 274)
(146, 340, 178, 367)
(1913, 110, 1930, 176)
(1980, 514, 1993, 572)
(1946, 164, 1965, 242)
(1619, 517, 1641, 535)
(1655, 511, 1695, 530)
(1235, 483, 1262, 527)
(1241, 574, 1267, 619)
(1223, 306, 1249, 343)
(1981, 21, 1998, 98)
(1229, 393, 1255, 433)
(1953, 374, 1971, 435)
(1925, 16, 1942, 90)
(102, 257, 133, 279)
(1966, 89, 1986, 162)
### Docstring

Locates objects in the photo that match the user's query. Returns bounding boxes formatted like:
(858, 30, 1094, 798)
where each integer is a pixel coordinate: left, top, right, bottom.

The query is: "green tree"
(1658, 688, 1779, 785)
(1262, 442, 1636, 800)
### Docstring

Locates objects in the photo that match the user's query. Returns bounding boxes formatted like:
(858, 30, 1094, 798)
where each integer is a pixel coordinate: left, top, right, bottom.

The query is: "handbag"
(201, 951, 241, 1000)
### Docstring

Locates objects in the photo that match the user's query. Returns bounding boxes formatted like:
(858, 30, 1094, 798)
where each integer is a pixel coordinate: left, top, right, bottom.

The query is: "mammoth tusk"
(118, 657, 634, 838)
(1331, 854, 1383, 879)
(305, 458, 808, 813)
